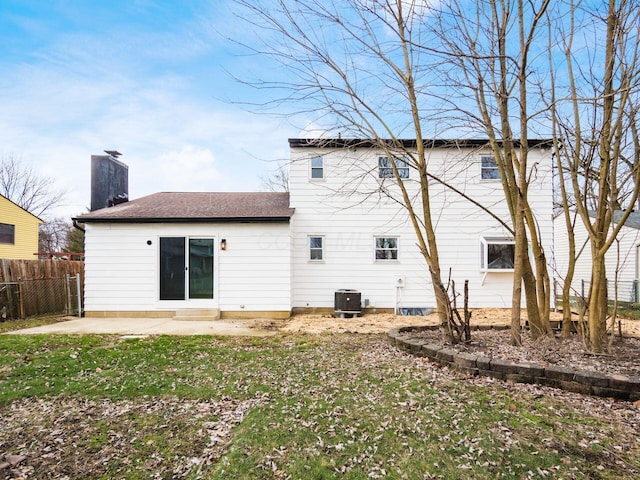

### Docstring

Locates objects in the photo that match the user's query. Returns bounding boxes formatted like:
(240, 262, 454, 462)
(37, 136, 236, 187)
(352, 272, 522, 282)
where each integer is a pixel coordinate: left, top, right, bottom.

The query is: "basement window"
(481, 237, 515, 271)
(0, 223, 15, 244)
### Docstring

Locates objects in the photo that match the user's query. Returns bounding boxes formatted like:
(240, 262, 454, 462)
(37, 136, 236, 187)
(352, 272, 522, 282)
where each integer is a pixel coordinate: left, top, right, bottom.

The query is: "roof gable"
(76, 192, 294, 223)
(0, 194, 44, 224)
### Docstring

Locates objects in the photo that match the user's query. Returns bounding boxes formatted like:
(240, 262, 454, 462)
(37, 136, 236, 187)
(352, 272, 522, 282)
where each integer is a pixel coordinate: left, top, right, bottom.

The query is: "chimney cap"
(104, 150, 122, 157)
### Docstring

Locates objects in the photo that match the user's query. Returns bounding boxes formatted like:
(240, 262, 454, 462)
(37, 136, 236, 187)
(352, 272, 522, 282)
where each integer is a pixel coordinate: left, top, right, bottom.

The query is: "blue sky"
(0, 0, 298, 219)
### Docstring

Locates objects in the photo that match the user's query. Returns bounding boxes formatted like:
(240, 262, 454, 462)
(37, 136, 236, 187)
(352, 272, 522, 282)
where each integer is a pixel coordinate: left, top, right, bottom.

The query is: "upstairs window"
(310, 156, 324, 180)
(375, 236, 399, 260)
(309, 236, 324, 261)
(481, 237, 515, 271)
(0, 223, 15, 244)
(378, 157, 409, 179)
(481, 156, 500, 180)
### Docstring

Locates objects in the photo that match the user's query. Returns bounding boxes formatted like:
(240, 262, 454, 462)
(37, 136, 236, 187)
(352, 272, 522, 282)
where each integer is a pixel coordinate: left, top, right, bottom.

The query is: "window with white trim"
(310, 156, 324, 180)
(481, 156, 499, 180)
(0, 223, 15, 244)
(309, 236, 324, 261)
(378, 157, 409, 179)
(375, 236, 398, 260)
(481, 237, 515, 271)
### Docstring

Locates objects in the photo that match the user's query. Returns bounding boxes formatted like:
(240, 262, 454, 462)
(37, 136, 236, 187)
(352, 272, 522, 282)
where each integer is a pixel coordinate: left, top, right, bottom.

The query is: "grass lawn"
(0, 323, 638, 479)
(0, 315, 68, 334)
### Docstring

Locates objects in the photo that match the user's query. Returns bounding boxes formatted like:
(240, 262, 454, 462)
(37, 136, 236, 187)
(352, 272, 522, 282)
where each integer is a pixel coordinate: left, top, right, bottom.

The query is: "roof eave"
(75, 216, 293, 224)
(288, 138, 553, 149)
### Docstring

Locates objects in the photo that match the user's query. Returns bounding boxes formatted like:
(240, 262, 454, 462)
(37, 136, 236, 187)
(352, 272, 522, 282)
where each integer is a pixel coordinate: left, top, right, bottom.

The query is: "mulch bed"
(405, 327, 640, 378)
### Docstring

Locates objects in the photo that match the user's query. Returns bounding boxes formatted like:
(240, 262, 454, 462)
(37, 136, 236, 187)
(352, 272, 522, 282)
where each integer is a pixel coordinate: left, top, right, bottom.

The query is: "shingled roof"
(76, 192, 294, 223)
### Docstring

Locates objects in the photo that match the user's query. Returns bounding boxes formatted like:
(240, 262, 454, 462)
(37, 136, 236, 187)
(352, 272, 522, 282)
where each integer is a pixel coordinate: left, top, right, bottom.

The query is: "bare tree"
(38, 217, 72, 255)
(1, 153, 65, 218)
(233, 0, 473, 338)
(260, 163, 290, 192)
(549, 0, 640, 353)
(425, 0, 554, 343)
(233, 0, 558, 341)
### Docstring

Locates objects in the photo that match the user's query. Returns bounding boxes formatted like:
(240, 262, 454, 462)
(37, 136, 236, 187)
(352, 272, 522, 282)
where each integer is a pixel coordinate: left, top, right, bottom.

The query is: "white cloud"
(143, 145, 224, 193)
(0, 2, 299, 220)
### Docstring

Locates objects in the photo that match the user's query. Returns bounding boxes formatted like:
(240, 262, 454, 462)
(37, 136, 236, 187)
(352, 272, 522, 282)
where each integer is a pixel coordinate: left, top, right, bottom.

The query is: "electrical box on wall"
(395, 275, 405, 287)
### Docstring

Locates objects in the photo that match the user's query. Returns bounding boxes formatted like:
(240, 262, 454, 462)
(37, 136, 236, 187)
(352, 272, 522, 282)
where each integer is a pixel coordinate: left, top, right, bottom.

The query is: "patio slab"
(3, 317, 277, 336)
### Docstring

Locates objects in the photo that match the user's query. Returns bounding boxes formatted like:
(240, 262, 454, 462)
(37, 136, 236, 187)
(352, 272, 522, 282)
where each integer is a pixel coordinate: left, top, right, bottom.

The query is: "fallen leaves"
(1, 334, 639, 479)
(0, 395, 264, 479)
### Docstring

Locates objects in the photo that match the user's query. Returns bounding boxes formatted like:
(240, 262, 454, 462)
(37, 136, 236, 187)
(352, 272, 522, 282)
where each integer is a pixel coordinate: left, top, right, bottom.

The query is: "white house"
(554, 211, 640, 304)
(77, 192, 293, 319)
(77, 139, 554, 319)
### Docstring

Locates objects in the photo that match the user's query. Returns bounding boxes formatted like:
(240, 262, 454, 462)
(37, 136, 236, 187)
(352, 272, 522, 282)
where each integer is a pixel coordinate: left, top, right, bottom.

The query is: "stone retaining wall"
(388, 325, 640, 401)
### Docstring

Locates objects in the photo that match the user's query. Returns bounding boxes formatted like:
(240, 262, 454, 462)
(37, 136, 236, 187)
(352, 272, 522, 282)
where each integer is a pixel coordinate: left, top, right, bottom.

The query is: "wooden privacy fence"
(0, 259, 84, 320)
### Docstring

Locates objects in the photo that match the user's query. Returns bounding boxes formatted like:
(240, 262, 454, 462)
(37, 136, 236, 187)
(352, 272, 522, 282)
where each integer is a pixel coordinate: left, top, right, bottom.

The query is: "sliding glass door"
(188, 238, 214, 299)
(160, 237, 214, 301)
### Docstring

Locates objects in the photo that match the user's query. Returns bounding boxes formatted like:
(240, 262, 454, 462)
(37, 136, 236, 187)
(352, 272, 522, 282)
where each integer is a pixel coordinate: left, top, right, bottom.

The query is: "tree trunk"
(561, 280, 574, 338)
(587, 252, 608, 353)
(522, 257, 547, 339)
(430, 267, 453, 342)
(510, 195, 525, 346)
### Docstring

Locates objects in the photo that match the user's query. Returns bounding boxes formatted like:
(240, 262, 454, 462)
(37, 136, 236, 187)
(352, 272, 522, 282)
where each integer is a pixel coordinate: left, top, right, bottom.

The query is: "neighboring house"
(554, 211, 640, 304)
(77, 139, 554, 319)
(0, 194, 43, 260)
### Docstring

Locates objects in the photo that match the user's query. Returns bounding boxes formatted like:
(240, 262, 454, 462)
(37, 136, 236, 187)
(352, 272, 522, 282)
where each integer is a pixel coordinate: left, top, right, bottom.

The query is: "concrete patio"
(3, 317, 278, 336)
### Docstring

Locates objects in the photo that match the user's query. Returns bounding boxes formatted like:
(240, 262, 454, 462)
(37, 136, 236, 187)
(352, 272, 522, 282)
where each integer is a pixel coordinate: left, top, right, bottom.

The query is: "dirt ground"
(268, 309, 640, 380)
(273, 308, 640, 336)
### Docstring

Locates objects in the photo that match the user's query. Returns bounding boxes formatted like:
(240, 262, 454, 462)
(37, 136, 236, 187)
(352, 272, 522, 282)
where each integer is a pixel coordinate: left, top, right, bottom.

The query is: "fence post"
(1, 260, 15, 318)
(76, 273, 82, 317)
(65, 274, 71, 315)
(635, 280, 639, 304)
(18, 283, 24, 319)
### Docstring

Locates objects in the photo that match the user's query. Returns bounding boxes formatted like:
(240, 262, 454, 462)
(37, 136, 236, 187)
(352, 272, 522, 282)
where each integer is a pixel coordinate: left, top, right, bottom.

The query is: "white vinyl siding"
(84, 222, 291, 314)
(554, 214, 640, 304)
(289, 144, 553, 309)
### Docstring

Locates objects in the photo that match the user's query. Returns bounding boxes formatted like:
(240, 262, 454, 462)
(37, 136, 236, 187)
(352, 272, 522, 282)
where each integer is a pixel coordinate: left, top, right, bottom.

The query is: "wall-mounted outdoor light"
(220, 239, 227, 250)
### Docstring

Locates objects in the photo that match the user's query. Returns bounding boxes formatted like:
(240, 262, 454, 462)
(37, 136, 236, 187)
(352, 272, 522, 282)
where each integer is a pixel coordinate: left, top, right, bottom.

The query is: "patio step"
(173, 309, 220, 321)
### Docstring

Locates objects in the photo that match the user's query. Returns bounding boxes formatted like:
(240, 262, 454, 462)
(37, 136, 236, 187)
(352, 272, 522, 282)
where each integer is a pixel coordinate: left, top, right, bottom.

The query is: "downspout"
(72, 219, 85, 233)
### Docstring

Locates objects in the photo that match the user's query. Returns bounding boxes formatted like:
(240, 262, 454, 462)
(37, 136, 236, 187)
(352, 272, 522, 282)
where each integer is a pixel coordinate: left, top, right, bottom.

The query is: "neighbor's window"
(309, 236, 324, 261)
(0, 223, 15, 244)
(378, 157, 410, 179)
(481, 156, 500, 180)
(375, 236, 399, 260)
(481, 237, 515, 270)
(310, 156, 324, 180)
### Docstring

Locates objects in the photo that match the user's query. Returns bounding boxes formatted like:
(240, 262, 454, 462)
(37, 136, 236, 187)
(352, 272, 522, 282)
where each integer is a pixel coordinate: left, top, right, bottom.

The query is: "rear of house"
(77, 192, 292, 319)
(288, 139, 554, 313)
(78, 139, 554, 318)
